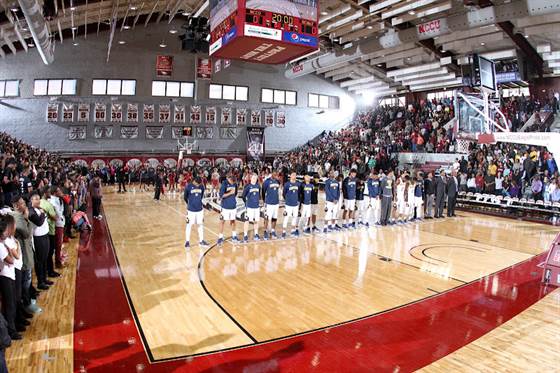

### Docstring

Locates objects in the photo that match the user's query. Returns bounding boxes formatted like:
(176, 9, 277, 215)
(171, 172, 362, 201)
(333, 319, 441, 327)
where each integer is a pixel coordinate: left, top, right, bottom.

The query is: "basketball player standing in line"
(184, 177, 209, 248)
(242, 174, 261, 242)
(218, 174, 238, 245)
(282, 171, 301, 238)
(262, 171, 281, 240)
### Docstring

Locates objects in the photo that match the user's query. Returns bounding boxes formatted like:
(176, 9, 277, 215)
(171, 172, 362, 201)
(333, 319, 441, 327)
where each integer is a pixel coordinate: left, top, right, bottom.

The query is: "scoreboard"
(210, 0, 319, 65)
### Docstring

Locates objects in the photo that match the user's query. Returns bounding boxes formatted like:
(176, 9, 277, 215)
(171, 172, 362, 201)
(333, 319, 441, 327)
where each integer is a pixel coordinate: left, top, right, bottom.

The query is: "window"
(261, 88, 296, 105)
(151, 80, 195, 97)
(502, 87, 529, 98)
(379, 96, 405, 107)
(308, 93, 338, 109)
(0, 80, 19, 97)
(92, 79, 136, 95)
(209, 83, 248, 101)
(34, 79, 78, 96)
(426, 90, 455, 101)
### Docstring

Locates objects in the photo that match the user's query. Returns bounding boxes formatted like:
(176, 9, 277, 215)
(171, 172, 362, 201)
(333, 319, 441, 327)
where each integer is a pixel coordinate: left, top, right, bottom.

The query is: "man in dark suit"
(447, 170, 458, 217)
(424, 172, 435, 218)
(434, 170, 446, 218)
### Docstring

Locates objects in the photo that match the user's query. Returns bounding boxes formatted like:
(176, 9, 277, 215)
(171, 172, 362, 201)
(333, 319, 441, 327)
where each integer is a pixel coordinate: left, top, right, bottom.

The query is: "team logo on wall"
(205, 106, 216, 124)
(47, 103, 59, 123)
(221, 107, 232, 126)
(159, 104, 171, 123)
(143, 104, 155, 123)
(146, 126, 164, 139)
(62, 104, 74, 123)
(111, 103, 123, 123)
(236, 108, 247, 126)
(196, 127, 214, 139)
(94, 126, 113, 139)
(94, 103, 107, 122)
(174, 105, 186, 124)
(220, 127, 237, 139)
(127, 104, 139, 123)
(264, 110, 274, 127)
(190, 105, 201, 124)
(276, 111, 286, 128)
(251, 110, 261, 126)
(68, 126, 87, 140)
(121, 126, 139, 139)
(78, 103, 90, 122)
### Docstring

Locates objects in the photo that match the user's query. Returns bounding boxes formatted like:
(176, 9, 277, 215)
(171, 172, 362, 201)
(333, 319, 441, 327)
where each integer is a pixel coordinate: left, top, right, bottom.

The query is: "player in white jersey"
(395, 175, 408, 224)
(407, 178, 416, 221)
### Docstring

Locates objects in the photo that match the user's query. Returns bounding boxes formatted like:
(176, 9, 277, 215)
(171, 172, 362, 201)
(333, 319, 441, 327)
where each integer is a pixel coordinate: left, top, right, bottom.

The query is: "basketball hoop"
(177, 137, 197, 155)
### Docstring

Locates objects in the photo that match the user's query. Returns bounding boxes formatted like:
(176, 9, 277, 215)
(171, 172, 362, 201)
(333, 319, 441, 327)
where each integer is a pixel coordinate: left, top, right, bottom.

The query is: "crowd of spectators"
(499, 93, 559, 132)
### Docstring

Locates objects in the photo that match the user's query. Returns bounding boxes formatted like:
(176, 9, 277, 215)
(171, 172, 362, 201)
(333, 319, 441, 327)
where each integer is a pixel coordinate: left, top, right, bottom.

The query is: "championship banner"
(111, 103, 123, 123)
(236, 108, 247, 126)
(196, 127, 214, 139)
(127, 103, 139, 123)
(224, 59, 232, 69)
(94, 103, 107, 122)
(62, 104, 74, 123)
(159, 104, 171, 123)
(264, 110, 274, 127)
(94, 126, 113, 139)
(276, 111, 286, 128)
(247, 126, 265, 162)
(146, 126, 164, 139)
(214, 59, 222, 73)
(221, 107, 232, 126)
(143, 104, 155, 123)
(47, 103, 59, 123)
(174, 105, 186, 124)
(251, 110, 261, 126)
(205, 106, 216, 124)
(220, 127, 237, 139)
(68, 126, 87, 140)
(121, 126, 139, 139)
(156, 55, 173, 77)
(196, 57, 212, 80)
(190, 105, 201, 124)
(78, 104, 90, 122)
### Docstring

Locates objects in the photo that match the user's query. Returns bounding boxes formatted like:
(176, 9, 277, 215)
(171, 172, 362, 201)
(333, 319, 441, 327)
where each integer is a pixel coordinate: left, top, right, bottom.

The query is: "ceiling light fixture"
(130, 6, 137, 10)
(182, 11, 190, 16)
(408, 10, 415, 15)
(73, 42, 79, 46)
(70, 6, 76, 11)
(480, 42, 485, 46)
(321, 11, 328, 16)
(27, 41, 35, 48)
(123, 25, 131, 30)
(367, 25, 373, 30)
(169, 29, 178, 34)
(159, 42, 167, 48)
(118, 40, 126, 44)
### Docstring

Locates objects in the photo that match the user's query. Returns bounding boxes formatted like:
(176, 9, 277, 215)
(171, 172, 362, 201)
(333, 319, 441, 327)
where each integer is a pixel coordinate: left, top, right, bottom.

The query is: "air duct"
(17, 0, 54, 65)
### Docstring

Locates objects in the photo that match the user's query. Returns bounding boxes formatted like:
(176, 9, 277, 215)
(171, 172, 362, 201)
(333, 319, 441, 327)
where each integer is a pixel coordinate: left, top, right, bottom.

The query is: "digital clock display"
(245, 9, 317, 35)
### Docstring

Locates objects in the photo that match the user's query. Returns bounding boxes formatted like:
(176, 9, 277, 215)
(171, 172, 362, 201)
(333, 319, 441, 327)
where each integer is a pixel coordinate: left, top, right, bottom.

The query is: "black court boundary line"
(99, 200, 550, 364)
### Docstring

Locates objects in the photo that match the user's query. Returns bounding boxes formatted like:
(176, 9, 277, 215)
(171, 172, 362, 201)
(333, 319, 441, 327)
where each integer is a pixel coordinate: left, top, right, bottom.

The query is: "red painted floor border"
(73, 208, 557, 373)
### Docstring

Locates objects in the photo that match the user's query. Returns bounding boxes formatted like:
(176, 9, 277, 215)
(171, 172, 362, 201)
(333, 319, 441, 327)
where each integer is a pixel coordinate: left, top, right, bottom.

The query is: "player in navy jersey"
(342, 169, 358, 229)
(183, 177, 209, 248)
(242, 174, 261, 242)
(323, 170, 340, 233)
(366, 171, 381, 227)
(282, 171, 301, 238)
(218, 174, 238, 245)
(299, 174, 314, 234)
(262, 171, 281, 240)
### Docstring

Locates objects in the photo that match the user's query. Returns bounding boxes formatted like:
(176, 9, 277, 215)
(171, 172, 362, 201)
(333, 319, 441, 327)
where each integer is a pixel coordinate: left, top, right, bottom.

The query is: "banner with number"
(196, 127, 214, 139)
(146, 126, 164, 139)
(94, 126, 113, 139)
(121, 126, 139, 139)
(143, 104, 155, 123)
(221, 107, 232, 126)
(190, 106, 201, 124)
(174, 105, 185, 124)
(251, 110, 261, 126)
(111, 103, 123, 123)
(127, 104, 138, 123)
(236, 108, 247, 126)
(247, 127, 265, 162)
(159, 104, 171, 123)
(68, 126, 87, 140)
(94, 103, 106, 123)
(78, 103, 90, 122)
(62, 104, 74, 122)
(264, 110, 274, 127)
(205, 106, 216, 125)
(276, 111, 286, 128)
(47, 103, 59, 123)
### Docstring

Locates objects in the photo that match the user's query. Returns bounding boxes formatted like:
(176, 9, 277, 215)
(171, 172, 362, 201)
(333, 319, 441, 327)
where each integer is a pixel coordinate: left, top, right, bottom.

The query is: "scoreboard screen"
(245, 9, 317, 35)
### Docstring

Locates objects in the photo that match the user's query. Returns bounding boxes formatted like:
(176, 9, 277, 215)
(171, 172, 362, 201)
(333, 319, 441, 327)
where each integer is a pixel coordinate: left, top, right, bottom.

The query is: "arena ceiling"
(0, 0, 558, 97)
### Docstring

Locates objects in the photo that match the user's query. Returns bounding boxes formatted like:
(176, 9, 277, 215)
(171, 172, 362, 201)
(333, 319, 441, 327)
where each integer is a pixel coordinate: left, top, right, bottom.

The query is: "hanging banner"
(224, 59, 232, 69)
(276, 111, 286, 128)
(221, 107, 232, 126)
(121, 126, 139, 139)
(94, 126, 113, 139)
(146, 126, 164, 139)
(205, 106, 216, 124)
(68, 126, 87, 140)
(156, 55, 174, 77)
(78, 103, 90, 122)
(196, 127, 214, 139)
(94, 103, 107, 122)
(264, 110, 274, 127)
(174, 104, 186, 124)
(47, 103, 59, 123)
(247, 127, 265, 162)
(196, 57, 212, 80)
(220, 127, 237, 139)
(127, 103, 139, 123)
(62, 103, 74, 122)
(214, 59, 222, 73)
(111, 103, 123, 123)
(251, 110, 261, 126)
(190, 105, 201, 124)
(236, 108, 247, 126)
(159, 104, 171, 123)
(143, 104, 155, 123)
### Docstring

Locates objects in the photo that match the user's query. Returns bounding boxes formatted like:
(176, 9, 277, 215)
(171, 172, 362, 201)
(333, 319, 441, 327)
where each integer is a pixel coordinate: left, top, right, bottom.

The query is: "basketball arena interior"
(0, 0, 559, 372)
